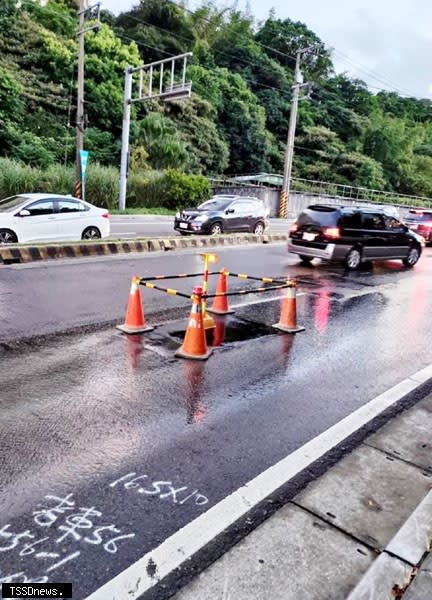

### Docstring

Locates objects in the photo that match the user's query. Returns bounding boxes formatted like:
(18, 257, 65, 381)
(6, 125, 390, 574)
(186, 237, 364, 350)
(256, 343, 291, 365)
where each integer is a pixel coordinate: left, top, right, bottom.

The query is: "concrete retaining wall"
(212, 186, 412, 219)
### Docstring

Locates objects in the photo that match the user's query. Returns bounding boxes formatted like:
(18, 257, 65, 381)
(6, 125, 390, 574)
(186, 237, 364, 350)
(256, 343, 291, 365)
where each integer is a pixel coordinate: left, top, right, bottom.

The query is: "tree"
(84, 25, 141, 135)
(256, 18, 333, 81)
(115, 0, 196, 62)
(133, 112, 188, 170)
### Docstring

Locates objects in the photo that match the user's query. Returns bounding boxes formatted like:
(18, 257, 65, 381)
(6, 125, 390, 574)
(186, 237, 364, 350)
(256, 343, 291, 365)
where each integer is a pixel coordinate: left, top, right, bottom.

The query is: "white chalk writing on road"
(0, 492, 135, 585)
(110, 472, 209, 506)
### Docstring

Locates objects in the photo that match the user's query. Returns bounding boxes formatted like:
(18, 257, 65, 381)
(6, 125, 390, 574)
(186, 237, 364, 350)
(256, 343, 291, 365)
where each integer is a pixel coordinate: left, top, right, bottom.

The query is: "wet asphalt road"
(0, 245, 432, 597)
(109, 215, 290, 240)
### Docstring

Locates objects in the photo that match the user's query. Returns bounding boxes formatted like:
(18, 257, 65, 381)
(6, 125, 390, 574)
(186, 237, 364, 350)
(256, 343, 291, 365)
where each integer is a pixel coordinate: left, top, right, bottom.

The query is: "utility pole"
(75, 1, 100, 199)
(279, 45, 318, 218)
(75, 0, 85, 199)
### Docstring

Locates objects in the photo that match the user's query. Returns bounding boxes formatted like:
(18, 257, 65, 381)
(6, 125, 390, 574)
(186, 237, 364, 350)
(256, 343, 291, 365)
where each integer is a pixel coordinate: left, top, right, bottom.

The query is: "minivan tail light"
(324, 227, 340, 239)
(102, 212, 109, 219)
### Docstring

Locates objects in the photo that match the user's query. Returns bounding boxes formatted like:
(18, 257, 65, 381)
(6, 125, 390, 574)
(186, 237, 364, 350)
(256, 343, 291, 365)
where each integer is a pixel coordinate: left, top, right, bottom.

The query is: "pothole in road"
(170, 316, 274, 345)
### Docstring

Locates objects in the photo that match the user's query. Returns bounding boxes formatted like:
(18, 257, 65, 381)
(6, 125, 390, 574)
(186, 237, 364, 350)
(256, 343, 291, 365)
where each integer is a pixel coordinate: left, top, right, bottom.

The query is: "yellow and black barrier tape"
(204, 282, 294, 299)
(140, 271, 220, 282)
(140, 281, 192, 299)
(228, 272, 294, 285)
(0, 234, 288, 265)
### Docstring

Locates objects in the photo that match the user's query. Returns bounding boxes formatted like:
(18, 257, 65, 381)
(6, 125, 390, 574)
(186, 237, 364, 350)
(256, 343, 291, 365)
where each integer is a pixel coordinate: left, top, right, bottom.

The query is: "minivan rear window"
(298, 207, 340, 227)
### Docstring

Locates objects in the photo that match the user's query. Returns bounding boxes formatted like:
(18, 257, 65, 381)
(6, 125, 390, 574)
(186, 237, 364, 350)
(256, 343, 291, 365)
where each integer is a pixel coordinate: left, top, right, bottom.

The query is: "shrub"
(163, 169, 211, 209)
(126, 169, 211, 210)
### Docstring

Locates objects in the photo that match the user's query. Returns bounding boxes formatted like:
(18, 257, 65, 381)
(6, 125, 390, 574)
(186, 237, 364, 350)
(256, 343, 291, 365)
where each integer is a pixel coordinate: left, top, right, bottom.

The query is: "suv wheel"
(402, 245, 420, 267)
(209, 222, 223, 235)
(299, 255, 313, 264)
(345, 247, 362, 270)
(253, 221, 265, 235)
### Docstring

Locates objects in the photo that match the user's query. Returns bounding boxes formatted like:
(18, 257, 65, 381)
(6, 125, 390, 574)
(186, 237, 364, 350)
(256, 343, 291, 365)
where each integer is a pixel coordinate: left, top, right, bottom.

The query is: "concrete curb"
(0, 234, 288, 264)
(347, 489, 432, 599)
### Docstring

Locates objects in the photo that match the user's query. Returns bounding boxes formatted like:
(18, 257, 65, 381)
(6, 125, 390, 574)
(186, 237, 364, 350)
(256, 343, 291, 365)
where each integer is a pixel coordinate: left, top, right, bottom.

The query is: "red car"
(404, 209, 432, 245)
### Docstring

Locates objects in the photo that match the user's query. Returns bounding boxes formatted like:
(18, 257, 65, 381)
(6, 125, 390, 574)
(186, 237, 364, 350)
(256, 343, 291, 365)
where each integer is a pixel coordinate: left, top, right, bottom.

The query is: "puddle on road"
(170, 316, 274, 345)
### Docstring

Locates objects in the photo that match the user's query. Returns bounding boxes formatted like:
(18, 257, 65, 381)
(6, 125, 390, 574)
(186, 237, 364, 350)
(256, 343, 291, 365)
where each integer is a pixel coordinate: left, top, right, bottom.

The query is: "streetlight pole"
(119, 68, 133, 211)
(118, 53, 193, 211)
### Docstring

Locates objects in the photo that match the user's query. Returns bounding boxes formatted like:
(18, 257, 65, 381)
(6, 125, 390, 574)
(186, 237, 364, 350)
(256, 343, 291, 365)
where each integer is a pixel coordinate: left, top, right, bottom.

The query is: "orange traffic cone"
(175, 286, 213, 360)
(117, 276, 154, 334)
(208, 268, 234, 315)
(273, 282, 305, 333)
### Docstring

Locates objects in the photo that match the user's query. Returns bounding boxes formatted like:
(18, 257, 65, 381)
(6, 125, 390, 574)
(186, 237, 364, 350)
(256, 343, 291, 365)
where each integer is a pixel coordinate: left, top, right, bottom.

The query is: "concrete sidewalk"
(172, 392, 432, 600)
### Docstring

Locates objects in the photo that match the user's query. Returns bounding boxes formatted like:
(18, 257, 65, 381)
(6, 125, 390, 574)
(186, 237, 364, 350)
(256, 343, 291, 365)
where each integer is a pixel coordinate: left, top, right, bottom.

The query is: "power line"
(331, 48, 419, 98)
(115, 11, 293, 95)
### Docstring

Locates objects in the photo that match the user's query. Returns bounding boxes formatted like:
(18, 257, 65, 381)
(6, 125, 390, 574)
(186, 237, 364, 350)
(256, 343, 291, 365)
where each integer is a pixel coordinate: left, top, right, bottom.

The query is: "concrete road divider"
(0, 234, 288, 264)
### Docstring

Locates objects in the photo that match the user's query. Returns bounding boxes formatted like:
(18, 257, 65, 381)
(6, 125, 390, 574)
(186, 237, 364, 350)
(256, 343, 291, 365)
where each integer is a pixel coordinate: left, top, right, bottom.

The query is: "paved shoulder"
(172, 391, 432, 600)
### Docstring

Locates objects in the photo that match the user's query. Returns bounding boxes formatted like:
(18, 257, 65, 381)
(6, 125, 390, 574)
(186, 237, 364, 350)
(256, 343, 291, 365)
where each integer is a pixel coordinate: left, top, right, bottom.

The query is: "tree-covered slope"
(1, 0, 432, 197)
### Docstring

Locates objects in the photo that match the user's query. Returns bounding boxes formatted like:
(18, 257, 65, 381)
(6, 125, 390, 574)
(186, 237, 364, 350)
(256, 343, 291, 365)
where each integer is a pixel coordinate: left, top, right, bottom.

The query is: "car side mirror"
(18, 209, 30, 217)
(226, 208, 235, 214)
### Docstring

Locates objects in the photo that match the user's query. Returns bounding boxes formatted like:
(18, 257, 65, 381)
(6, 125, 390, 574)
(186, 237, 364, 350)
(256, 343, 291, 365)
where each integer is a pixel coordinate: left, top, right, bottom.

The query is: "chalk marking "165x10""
(109, 473, 209, 506)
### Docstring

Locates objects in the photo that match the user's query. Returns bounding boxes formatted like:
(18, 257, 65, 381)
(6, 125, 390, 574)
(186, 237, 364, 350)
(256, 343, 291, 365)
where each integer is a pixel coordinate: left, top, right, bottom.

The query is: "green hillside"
(1, 0, 432, 201)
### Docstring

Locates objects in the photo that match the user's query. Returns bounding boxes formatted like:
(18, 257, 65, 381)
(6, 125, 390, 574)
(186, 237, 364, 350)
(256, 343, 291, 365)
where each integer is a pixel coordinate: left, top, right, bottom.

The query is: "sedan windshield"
(0, 195, 29, 213)
(198, 197, 232, 211)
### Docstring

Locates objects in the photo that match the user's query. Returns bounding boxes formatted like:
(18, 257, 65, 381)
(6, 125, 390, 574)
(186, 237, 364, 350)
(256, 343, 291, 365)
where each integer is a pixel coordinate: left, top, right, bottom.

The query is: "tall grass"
(0, 158, 120, 208)
(0, 159, 211, 211)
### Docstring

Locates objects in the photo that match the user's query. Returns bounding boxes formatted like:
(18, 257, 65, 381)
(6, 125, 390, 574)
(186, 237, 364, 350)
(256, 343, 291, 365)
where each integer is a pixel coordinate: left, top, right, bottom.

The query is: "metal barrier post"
(200, 253, 218, 329)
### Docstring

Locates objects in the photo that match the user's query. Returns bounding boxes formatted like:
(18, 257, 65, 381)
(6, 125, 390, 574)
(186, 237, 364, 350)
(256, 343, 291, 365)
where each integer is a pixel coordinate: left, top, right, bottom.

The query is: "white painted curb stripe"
(385, 489, 432, 565)
(85, 367, 432, 600)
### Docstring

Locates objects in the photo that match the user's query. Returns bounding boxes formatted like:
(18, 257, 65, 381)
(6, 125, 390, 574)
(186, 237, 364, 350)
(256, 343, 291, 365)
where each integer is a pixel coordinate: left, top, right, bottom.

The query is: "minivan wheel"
(82, 226, 101, 240)
(402, 245, 420, 267)
(253, 221, 265, 235)
(0, 229, 18, 244)
(299, 255, 313, 264)
(345, 247, 362, 270)
(209, 222, 223, 235)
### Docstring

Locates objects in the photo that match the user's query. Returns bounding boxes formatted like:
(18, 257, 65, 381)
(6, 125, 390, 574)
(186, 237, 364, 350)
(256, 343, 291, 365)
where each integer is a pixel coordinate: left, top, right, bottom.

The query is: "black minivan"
(288, 204, 424, 270)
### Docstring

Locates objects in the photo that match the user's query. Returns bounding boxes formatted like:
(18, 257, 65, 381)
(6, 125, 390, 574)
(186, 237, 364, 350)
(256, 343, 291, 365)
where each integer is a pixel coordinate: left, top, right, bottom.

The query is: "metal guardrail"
(210, 177, 432, 209)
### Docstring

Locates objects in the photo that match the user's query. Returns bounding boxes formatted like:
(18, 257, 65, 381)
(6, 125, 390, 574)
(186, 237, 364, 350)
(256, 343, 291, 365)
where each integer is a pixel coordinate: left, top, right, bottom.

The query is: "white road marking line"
(84, 366, 431, 600)
(109, 232, 138, 235)
(111, 221, 170, 225)
(231, 292, 306, 309)
(143, 344, 172, 358)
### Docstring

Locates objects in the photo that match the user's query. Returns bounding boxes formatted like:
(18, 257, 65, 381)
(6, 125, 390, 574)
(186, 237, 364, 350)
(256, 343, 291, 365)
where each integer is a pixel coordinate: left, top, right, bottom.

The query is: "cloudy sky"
(101, 0, 432, 100)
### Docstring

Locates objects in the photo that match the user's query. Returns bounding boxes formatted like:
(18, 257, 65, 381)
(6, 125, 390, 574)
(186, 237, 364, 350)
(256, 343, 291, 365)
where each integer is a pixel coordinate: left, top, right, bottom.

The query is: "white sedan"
(0, 193, 110, 244)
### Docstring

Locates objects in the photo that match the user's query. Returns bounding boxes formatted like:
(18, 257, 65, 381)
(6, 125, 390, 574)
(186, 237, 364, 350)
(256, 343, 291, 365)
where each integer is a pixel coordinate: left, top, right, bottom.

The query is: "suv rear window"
(298, 206, 340, 227)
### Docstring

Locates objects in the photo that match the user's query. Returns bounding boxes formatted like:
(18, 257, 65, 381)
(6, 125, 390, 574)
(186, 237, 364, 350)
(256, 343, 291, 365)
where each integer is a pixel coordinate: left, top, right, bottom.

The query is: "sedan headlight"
(175, 211, 181, 219)
(193, 214, 209, 223)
